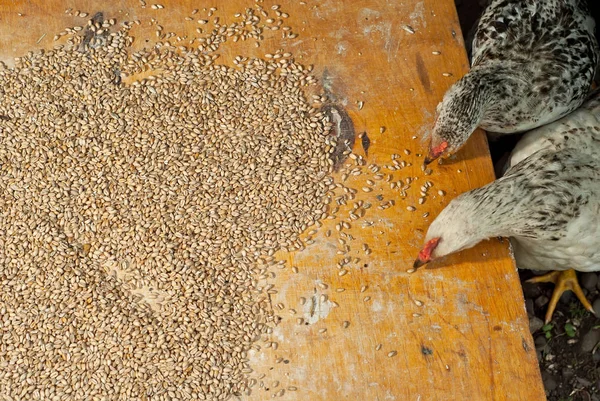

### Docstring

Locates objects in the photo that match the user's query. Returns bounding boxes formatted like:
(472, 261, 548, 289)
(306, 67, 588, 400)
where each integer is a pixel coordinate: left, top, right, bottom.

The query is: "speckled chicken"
(424, 0, 599, 164)
(415, 89, 600, 323)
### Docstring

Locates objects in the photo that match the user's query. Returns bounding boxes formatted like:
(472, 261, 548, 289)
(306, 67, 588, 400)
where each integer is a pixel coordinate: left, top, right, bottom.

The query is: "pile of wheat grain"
(0, 18, 334, 400)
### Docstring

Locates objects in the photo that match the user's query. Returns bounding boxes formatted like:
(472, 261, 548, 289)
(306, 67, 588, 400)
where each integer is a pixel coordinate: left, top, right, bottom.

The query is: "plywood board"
(0, 1, 546, 400)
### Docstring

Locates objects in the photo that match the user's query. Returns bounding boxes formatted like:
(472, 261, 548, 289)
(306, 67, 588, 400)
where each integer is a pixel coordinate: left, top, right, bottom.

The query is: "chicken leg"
(527, 269, 595, 324)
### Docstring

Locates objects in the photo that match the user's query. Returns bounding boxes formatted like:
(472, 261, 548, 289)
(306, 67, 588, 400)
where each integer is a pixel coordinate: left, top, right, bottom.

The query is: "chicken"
(424, 0, 599, 165)
(414, 89, 600, 323)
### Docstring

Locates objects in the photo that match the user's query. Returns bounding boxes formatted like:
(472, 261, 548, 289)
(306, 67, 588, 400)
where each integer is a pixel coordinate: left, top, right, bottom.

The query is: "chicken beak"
(413, 237, 440, 269)
(423, 154, 436, 166)
(424, 141, 448, 167)
(413, 257, 428, 269)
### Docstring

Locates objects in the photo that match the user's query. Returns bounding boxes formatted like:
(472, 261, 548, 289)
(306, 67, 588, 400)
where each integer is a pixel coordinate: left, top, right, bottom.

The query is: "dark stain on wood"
(521, 336, 531, 353)
(361, 131, 371, 156)
(322, 104, 355, 171)
(421, 345, 434, 356)
(79, 12, 105, 52)
(415, 53, 430, 92)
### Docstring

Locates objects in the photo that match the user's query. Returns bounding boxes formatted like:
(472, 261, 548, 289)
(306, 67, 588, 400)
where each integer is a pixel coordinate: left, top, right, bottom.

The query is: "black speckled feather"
(428, 0, 600, 161)
(472, 0, 599, 132)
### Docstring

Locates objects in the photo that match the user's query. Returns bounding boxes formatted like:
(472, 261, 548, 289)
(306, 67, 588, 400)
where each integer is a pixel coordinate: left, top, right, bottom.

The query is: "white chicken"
(415, 89, 600, 323)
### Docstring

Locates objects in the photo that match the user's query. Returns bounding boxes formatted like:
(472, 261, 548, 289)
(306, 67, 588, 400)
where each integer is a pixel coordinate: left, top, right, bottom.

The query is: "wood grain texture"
(0, 0, 546, 400)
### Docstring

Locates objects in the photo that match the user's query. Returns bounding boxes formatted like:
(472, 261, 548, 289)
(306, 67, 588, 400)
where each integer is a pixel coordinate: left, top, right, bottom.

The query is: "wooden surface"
(0, 1, 546, 400)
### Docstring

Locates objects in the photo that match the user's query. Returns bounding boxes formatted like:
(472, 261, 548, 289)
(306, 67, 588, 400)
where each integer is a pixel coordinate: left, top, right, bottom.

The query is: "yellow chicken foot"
(527, 269, 595, 324)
